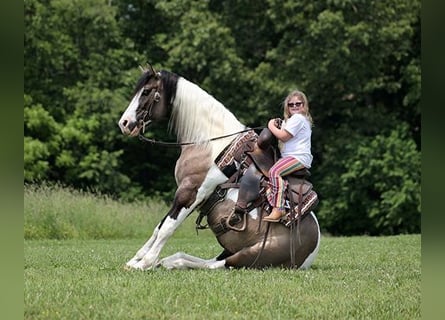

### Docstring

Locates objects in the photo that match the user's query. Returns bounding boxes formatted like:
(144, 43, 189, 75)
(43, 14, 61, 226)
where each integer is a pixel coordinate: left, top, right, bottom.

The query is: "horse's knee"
(168, 185, 198, 219)
(176, 187, 197, 208)
(177, 181, 199, 205)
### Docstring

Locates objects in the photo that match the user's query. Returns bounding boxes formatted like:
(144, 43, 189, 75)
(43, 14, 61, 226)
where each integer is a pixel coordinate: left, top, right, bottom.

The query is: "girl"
(263, 90, 314, 222)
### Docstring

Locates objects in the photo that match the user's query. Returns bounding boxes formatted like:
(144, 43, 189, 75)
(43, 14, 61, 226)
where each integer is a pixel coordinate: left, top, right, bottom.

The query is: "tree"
(24, 0, 143, 197)
(259, 0, 421, 234)
(24, 0, 421, 234)
(318, 124, 420, 235)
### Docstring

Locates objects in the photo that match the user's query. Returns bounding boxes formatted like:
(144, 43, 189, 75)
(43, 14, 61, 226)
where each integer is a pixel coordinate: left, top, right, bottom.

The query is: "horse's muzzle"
(118, 118, 139, 136)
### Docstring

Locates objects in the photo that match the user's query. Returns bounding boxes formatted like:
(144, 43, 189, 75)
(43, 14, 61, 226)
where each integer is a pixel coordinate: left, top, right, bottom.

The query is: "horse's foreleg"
(125, 222, 162, 268)
(126, 181, 198, 268)
(130, 209, 191, 270)
(127, 164, 227, 270)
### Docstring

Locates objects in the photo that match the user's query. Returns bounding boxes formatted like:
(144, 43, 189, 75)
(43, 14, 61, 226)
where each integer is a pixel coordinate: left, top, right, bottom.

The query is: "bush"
(318, 124, 420, 235)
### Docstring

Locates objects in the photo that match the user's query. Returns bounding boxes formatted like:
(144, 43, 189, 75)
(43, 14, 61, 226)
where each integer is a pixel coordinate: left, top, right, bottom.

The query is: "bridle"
(136, 74, 162, 133)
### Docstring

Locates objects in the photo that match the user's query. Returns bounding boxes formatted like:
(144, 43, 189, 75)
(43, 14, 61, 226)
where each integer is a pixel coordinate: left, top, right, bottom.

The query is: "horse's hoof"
(123, 264, 134, 271)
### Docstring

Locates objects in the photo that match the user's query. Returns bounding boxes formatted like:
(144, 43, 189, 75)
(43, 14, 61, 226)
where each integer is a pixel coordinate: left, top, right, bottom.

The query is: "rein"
(138, 126, 264, 147)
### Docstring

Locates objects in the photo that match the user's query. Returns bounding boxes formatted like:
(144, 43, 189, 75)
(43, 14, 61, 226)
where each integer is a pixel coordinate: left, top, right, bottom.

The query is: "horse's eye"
(142, 89, 150, 96)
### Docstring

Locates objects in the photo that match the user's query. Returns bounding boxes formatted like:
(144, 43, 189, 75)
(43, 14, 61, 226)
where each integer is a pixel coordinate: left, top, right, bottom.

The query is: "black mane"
(160, 70, 178, 107)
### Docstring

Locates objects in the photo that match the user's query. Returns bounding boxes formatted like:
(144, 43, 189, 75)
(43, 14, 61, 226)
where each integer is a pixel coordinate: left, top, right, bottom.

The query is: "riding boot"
(263, 208, 285, 222)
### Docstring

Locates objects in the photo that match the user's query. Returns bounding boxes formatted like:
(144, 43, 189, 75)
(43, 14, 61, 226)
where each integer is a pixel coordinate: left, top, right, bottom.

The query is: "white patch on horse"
(158, 252, 226, 270)
(196, 164, 230, 200)
(171, 78, 246, 159)
(118, 88, 143, 134)
(299, 211, 321, 270)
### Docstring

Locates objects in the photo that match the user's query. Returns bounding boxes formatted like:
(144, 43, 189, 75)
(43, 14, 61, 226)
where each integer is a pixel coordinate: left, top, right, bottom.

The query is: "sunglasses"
(288, 102, 303, 108)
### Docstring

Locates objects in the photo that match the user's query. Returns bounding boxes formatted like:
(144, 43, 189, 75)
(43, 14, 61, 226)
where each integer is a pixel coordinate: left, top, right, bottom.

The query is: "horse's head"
(118, 64, 170, 136)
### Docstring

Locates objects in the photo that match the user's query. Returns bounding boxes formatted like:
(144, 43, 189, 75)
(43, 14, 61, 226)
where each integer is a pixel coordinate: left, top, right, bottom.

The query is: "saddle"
(197, 128, 319, 232)
(238, 129, 317, 223)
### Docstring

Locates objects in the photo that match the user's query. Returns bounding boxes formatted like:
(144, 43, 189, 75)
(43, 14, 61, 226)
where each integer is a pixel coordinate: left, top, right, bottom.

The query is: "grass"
(24, 183, 167, 239)
(24, 184, 421, 319)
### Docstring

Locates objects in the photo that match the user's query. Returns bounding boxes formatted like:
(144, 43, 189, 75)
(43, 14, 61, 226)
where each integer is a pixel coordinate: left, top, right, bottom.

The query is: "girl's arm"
(268, 119, 293, 142)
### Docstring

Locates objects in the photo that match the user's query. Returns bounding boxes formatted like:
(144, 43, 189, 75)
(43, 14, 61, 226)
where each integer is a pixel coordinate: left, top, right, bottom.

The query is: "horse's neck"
(171, 78, 245, 159)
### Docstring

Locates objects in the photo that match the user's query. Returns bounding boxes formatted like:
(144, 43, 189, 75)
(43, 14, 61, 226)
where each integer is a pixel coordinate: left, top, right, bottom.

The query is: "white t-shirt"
(281, 114, 313, 168)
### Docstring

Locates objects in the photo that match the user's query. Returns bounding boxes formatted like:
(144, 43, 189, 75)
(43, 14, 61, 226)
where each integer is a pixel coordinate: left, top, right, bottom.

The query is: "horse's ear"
(139, 63, 160, 77)
(138, 63, 154, 74)
(147, 63, 158, 76)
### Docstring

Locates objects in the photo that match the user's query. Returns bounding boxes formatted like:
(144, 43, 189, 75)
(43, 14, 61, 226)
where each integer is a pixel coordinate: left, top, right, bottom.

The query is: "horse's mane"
(160, 70, 178, 107)
(168, 76, 245, 145)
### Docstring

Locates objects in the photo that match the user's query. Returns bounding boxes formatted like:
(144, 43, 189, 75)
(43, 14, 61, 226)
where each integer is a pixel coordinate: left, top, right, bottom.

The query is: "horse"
(118, 64, 320, 270)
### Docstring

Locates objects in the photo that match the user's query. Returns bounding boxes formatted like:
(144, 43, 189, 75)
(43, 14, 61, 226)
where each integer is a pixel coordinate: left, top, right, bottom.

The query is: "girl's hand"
(268, 118, 292, 142)
(268, 118, 282, 130)
(268, 119, 277, 130)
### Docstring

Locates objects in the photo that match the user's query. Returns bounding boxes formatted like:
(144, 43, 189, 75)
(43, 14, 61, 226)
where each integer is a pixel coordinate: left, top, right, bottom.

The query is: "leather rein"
(136, 72, 264, 147)
(138, 126, 265, 147)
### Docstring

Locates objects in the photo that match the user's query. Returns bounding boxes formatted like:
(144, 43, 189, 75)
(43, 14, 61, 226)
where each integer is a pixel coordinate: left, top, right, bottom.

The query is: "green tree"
(319, 124, 420, 235)
(24, 94, 60, 181)
(24, 0, 421, 234)
(257, 0, 421, 234)
(24, 0, 143, 196)
(152, 1, 249, 117)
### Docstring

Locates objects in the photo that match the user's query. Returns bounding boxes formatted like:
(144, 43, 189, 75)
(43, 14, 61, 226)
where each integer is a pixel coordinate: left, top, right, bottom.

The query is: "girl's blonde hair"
(283, 90, 313, 126)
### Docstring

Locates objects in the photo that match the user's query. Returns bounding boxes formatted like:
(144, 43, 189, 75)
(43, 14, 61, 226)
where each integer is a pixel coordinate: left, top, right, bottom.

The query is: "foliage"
(24, 95, 59, 181)
(24, 0, 421, 235)
(24, 0, 144, 197)
(318, 124, 420, 235)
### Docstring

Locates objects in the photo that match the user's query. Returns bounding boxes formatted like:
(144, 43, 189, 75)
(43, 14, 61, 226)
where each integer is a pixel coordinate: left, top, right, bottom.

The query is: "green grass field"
(24, 185, 421, 319)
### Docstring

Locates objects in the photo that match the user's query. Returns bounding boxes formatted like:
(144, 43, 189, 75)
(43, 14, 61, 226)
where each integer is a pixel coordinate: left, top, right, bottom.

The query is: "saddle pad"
(283, 190, 319, 227)
(215, 130, 257, 168)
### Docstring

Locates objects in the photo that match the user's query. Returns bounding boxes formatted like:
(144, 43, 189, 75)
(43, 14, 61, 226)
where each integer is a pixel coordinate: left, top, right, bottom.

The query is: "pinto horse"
(118, 65, 320, 270)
